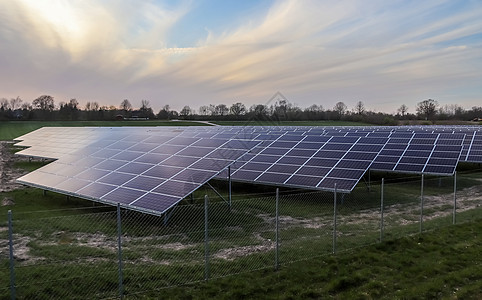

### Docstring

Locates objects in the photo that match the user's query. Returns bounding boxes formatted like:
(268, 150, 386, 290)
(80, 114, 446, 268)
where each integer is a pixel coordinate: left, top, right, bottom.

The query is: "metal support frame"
(380, 178, 384, 242)
(333, 184, 337, 254)
(8, 210, 16, 300)
(275, 188, 279, 270)
(453, 172, 457, 225)
(204, 195, 210, 281)
(206, 182, 230, 206)
(163, 206, 177, 225)
(116, 204, 124, 299)
(228, 166, 232, 210)
(420, 174, 424, 233)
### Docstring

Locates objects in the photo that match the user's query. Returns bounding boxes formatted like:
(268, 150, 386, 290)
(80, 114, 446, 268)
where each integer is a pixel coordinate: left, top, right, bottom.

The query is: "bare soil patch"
(0, 141, 30, 192)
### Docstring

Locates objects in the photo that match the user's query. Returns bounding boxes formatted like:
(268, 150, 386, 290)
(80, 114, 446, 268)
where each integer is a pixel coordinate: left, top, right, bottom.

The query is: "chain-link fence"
(1, 171, 481, 299)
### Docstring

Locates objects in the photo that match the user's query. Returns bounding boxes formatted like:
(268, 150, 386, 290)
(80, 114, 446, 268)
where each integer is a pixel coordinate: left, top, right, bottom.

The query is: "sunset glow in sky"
(1, 0, 481, 113)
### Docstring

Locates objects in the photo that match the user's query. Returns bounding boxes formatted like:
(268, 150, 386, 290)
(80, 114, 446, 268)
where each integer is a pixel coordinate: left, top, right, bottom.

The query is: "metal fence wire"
(1, 171, 481, 299)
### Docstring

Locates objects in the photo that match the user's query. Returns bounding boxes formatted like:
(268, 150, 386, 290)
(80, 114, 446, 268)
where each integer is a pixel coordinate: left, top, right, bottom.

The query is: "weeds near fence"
(1, 170, 481, 299)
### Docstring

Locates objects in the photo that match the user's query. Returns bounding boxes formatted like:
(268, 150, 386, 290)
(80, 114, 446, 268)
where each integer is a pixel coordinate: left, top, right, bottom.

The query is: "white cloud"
(0, 0, 481, 112)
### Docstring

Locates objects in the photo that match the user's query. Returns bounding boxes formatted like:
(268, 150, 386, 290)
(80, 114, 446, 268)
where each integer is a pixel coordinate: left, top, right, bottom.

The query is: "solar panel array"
(16, 128, 259, 215)
(14, 125, 482, 215)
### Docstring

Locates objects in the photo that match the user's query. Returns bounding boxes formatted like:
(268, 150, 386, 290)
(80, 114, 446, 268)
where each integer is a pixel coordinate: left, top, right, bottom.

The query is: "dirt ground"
(0, 141, 29, 194)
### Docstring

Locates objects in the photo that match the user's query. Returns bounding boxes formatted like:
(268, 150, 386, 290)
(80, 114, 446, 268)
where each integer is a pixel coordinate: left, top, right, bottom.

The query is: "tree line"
(1, 95, 481, 124)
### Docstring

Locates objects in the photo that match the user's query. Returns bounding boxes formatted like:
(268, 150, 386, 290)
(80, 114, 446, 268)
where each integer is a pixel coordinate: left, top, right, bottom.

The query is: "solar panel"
(16, 129, 260, 215)
(14, 125, 482, 213)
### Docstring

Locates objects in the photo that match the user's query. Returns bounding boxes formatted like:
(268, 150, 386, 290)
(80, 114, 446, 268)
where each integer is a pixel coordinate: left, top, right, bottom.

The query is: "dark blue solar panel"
(295, 166, 330, 176)
(76, 169, 110, 181)
(251, 155, 279, 163)
(322, 143, 352, 151)
(286, 149, 317, 157)
(172, 169, 217, 184)
(117, 162, 153, 174)
(153, 180, 200, 197)
(92, 148, 122, 159)
(206, 148, 249, 160)
(423, 165, 455, 174)
(407, 144, 433, 151)
(399, 157, 428, 164)
(166, 136, 199, 146)
(135, 153, 170, 164)
(336, 160, 371, 169)
(305, 158, 338, 167)
(267, 164, 300, 174)
(395, 164, 424, 172)
(314, 150, 344, 159)
(151, 144, 185, 155)
(128, 143, 159, 152)
(161, 156, 199, 168)
(256, 172, 291, 184)
(189, 158, 232, 170)
(232, 170, 262, 181)
(176, 147, 213, 157)
(78, 182, 116, 198)
(55, 178, 90, 193)
(242, 162, 272, 171)
(260, 148, 290, 156)
(285, 175, 321, 187)
(123, 176, 164, 191)
(277, 156, 309, 165)
(102, 187, 145, 204)
(269, 141, 298, 148)
(98, 172, 136, 185)
(295, 142, 323, 150)
(318, 178, 358, 191)
(112, 151, 143, 161)
(328, 168, 365, 180)
(344, 152, 378, 160)
(107, 141, 137, 150)
(142, 165, 183, 179)
(133, 193, 182, 213)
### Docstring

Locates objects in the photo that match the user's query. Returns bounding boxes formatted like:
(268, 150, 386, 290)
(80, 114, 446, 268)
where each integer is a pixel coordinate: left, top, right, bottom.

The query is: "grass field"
(1, 164, 481, 298)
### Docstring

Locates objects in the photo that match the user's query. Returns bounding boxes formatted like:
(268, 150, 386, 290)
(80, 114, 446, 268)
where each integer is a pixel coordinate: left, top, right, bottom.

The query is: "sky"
(1, 0, 481, 114)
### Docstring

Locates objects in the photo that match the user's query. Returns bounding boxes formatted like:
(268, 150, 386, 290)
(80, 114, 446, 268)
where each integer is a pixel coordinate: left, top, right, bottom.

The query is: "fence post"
(333, 184, 337, 254)
(8, 210, 16, 300)
(204, 195, 210, 281)
(275, 188, 279, 270)
(380, 178, 384, 243)
(420, 174, 424, 233)
(453, 172, 457, 225)
(116, 203, 124, 299)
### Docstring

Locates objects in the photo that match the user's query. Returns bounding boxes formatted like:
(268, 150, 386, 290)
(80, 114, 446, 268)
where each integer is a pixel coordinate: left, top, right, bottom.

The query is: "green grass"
(0, 120, 209, 140)
(212, 120, 372, 126)
(132, 220, 482, 299)
(1, 149, 481, 299)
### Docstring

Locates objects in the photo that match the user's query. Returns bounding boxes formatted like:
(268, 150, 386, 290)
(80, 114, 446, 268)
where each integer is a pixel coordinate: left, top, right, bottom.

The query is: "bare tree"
(180, 105, 192, 117)
(354, 101, 365, 115)
(10, 96, 22, 110)
(0, 98, 9, 110)
(397, 104, 408, 116)
(214, 104, 229, 116)
(120, 99, 132, 111)
(230, 102, 246, 117)
(198, 105, 210, 116)
(416, 99, 438, 120)
(32, 95, 55, 111)
(333, 101, 347, 118)
(305, 104, 323, 113)
(140, 99, 150, 111)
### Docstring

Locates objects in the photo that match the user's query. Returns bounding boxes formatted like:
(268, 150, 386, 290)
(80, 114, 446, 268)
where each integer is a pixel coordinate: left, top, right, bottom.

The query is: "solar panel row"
(14, 125, 482, 215)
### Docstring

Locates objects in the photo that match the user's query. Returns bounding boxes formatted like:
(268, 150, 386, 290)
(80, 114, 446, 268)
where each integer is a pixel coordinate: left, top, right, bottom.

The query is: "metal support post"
(228, 166, 232, 210)
(368, 169, 371, 192)
(43, 190, 46, 196)
(116, 204, 124, 299)
(380, 178, 384, 242)
(333, 184, 337, 254)
(453, 172, 457, 225)
(420, 174, 424, 233)
(204, 195, 210, 281)
(275, 188, 279, 270)
(8, 210, 16, 300)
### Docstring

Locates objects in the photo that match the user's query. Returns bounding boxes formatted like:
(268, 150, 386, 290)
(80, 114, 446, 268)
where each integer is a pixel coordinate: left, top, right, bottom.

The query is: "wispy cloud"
(0, 0, 481, 112)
